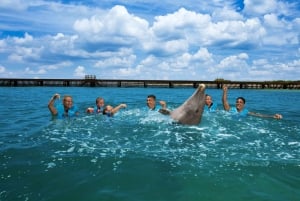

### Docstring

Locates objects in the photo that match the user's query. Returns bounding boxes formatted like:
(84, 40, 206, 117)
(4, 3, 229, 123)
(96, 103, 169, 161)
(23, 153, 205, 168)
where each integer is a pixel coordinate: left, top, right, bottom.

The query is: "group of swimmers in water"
(47, 92, 166, 119)
(48, 85, 282, 120)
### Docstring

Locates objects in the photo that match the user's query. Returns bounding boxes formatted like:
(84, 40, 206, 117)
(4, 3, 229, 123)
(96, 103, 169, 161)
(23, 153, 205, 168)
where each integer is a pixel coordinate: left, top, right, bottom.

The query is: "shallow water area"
(1, 87, 300, 201)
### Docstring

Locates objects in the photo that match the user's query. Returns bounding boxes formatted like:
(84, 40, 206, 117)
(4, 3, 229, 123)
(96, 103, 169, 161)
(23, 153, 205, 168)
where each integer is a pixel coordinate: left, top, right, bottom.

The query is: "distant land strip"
(1, 77, 300, 89)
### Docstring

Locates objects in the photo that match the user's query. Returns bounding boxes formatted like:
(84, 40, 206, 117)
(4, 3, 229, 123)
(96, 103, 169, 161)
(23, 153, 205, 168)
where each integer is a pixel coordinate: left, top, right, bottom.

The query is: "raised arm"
(222, 85, 230, 111)
(159, 100, 167, 109)
(158, 100, 171, 115)
(48, 93, 60, 115)
(248, 112, 283, 119)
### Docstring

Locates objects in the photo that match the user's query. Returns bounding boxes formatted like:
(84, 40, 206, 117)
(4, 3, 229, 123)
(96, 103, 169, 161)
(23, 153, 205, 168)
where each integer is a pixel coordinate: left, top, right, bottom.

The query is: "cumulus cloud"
(212, 7, 244, 21)
(215, 53, 250, 80)
(243, 0, 294, 18)
(152, 8, 211, 43)
(74, 5, 149, 45)
(244, 0, 278, 15)
(8, 46, 42, 63)
(13, 32, 33, 44)
(263, 14, 286, 28)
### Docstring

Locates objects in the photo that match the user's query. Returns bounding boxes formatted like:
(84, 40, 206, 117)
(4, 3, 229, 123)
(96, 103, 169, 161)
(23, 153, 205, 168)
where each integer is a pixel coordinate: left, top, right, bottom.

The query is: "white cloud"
(212, 7, 244, 21)
(114, 67, 140, 77)
(94, 55, 136, 69)
(249, 58, 300, 80)
(73, 16, 104, 34)
(261, 14, 299, 46)
(152, 8, 211, 42)
(263, 14, 286, 28)
(216, 53, 250, 80)
(74, 5, 149, 44)
(0, 65, 6, 73)
(8, 46, 41, 62)
(243, 0, 293, 17)
(74, 66, 86, 77)
(13, 32, 33, 44)
(192, 48, 213, 62)
(244, 0, 277, 15)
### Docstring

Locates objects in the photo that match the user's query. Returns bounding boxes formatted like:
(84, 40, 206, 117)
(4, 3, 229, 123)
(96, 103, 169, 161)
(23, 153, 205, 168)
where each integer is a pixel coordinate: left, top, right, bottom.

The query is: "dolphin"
(159, 84, 206, 125)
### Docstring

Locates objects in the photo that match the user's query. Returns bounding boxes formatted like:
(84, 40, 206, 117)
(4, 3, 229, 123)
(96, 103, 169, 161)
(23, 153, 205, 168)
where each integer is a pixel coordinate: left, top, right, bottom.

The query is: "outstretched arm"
(48, 93, 60, 116)
(112, 103, 127, 114)
(248, 112, 283, 119)
(222, 85, 230, 111)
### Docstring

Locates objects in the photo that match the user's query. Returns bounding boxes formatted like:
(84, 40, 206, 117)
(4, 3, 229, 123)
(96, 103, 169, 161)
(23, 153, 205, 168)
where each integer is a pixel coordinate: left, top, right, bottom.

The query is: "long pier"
(0, 78, 300, 89)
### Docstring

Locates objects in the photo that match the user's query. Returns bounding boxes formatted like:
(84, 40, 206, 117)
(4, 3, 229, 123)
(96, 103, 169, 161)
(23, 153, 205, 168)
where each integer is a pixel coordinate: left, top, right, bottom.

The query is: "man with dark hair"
(222, 85, 282, 119)
(146, 94, 166, 111)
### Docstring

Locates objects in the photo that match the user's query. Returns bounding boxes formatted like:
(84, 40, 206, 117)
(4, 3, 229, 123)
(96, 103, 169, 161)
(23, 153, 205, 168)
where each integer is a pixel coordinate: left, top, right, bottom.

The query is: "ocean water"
(0, 87, 300, 201)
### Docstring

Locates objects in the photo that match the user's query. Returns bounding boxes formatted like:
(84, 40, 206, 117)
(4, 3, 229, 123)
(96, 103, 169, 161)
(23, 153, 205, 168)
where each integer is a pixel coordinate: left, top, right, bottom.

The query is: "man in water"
(222, 85, 282, 119)
(146, 94, 167, 111)
(48, 93, 79, 118)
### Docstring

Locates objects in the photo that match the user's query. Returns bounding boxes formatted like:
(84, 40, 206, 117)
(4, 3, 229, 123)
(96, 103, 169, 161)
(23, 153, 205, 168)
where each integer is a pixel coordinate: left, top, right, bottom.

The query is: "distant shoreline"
(1, 78, 300, 89)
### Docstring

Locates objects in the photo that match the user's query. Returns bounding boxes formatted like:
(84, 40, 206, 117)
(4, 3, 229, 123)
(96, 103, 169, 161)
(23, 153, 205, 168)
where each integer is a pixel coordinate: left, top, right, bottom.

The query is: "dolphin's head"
(170, 84, 206, 125)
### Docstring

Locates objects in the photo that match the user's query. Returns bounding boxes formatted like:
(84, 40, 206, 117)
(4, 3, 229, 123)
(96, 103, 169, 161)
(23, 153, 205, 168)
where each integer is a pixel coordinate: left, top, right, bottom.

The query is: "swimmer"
(48, 93, 79, 118)
(86, 97, 105, 114)
(204, 94, 217, 112)
(146, 94, 167, 111)
(222, 85, 282, 119)
(102, 103, 127, 117)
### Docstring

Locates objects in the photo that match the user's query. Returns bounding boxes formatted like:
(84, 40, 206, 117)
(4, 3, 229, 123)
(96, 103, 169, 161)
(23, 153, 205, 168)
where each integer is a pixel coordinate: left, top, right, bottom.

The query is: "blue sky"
(0, 0, 299, 80)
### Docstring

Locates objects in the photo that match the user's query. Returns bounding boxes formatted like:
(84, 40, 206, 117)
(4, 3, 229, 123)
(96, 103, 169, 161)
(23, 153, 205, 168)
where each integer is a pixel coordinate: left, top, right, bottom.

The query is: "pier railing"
(0, 78, 299, 89)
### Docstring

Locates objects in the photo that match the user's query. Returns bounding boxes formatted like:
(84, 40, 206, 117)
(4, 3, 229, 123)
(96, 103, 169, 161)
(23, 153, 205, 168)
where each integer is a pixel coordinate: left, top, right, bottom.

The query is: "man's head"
(147, 95, 156, 110)
(235, 97, 246, 112)
(96, 97, 105, 108)
(63, 95, 73, 109)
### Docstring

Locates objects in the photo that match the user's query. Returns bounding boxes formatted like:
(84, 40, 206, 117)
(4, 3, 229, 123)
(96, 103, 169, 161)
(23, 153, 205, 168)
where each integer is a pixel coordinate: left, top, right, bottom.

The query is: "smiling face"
(63, 96, 73, 109)
(147, 95, 156, 110)
(235, 97, 245, 112)
(205, 95, 212, 106)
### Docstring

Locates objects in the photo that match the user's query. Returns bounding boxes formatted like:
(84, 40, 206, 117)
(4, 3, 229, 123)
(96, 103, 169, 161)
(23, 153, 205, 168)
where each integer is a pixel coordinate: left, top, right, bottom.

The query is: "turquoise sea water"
(1, 87, 300, 201)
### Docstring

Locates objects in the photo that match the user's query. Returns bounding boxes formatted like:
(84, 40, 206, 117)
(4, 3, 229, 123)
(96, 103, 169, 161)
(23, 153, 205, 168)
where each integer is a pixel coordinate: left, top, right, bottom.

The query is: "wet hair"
(147, 95, 156, 100)
(102, 105, 113, 117)
(96, 97, 104, 104)
(63, 95, 72, 101)
(102, 106, 108, 115)
(236, 97, 246, 104)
